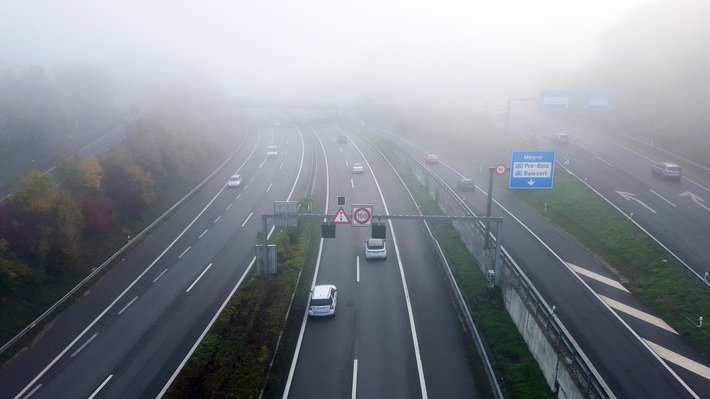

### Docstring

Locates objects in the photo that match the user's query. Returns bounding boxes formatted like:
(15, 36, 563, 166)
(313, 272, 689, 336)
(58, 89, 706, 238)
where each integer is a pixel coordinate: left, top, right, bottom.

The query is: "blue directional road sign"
(540, 91, 573, 110)
(583, 91, 616, 111)
(509, 151, 556, 189)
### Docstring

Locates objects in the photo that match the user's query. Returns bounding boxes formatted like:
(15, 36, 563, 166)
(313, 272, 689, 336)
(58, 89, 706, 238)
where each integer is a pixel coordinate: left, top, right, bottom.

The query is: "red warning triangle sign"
(332, 206, 350, 224)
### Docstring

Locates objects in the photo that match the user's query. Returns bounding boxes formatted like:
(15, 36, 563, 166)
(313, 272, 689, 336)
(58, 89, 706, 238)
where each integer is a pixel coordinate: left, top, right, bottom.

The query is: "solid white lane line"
(87, 375, 112, 399)
(569, 264, 629, 293)
(117, 296, 139, 315)
(178, 246, 191, 259)
(650, 190, 676, 207)
(352, 359, 358, 399)
(70, 333, 98, 358)
(600, 295, 678, 334)
(645, 340, 710, 380)
(198, 229, 208, 239)
(214, 215, 222, 223)
(241, 212, 253, 227)
(186, 263, 212, 293)
(152, 268, 168, 283)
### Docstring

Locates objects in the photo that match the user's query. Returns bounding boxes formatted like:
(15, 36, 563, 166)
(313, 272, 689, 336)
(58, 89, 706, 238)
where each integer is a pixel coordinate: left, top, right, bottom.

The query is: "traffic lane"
(389, 219, 479, 398)
(287, 236, 359, 398)
(353, 139, 479, 397)
(355, 227, 423, 399)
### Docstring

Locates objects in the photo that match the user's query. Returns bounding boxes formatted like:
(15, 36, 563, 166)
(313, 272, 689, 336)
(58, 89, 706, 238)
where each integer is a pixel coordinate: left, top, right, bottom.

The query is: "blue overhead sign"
(509, 151, 556, 189)
(583, 91, 616, 111)
(540, 91, 573, 110)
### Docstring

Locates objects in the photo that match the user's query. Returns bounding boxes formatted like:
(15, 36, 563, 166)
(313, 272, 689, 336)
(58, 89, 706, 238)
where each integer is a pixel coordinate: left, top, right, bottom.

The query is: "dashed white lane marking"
(645, 340, 710, 380)
(599, 295, 678, 335)
(569, 264, 630, 293)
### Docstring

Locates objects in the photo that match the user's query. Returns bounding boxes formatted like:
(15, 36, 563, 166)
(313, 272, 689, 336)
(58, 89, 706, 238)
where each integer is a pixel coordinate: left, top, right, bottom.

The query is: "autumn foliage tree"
(0, 172, 83, 276)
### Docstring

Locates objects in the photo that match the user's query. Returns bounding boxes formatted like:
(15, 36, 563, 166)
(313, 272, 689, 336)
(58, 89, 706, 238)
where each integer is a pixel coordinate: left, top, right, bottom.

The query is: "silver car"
(227, 174, 242, 188)
(652, 162, 681, 180)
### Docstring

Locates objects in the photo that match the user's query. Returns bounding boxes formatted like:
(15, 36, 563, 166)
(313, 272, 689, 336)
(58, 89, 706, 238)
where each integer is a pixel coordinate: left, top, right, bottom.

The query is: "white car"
(266, 145, 278, 158)
(308, 285, 338, 317)
(364, 238, 387, 260)
(227, 174, 242, 188)
(352, 163, 364, 174)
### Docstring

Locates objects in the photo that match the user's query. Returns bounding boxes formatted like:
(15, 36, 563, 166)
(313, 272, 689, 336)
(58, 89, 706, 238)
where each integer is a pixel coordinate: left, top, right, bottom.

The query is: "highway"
(0, 113, 317, 398)
(2, 108, 708, 399)
(282, 121, 478, 398)
(365, 113, 710, 398)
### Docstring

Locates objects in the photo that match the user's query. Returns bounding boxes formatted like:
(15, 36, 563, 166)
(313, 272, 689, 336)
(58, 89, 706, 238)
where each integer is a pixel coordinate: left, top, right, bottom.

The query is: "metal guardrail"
(386, 137, 614, 399)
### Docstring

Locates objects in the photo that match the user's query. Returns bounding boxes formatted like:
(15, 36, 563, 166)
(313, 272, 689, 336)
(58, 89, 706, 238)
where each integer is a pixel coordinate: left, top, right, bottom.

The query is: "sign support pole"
(484, 167, 495, 249)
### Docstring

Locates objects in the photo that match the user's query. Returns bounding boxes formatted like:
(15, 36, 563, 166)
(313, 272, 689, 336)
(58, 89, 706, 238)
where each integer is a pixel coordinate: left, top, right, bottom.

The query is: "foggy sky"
(1, 0, 655, 101)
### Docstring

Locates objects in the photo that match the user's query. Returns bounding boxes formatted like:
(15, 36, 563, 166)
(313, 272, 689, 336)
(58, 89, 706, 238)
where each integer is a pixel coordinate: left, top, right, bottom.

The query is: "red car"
(425, 154, 439, 165)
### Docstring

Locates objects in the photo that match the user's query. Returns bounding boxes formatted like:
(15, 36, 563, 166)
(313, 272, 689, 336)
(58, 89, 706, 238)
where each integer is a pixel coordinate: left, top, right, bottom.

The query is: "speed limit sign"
(351, 204, 372, 226)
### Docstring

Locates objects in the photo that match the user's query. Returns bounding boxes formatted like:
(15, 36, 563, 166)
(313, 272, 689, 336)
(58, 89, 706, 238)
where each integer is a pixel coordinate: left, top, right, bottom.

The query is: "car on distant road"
(352, 163, 364, 174)
(364, 238, 387, 260)
(457, 178, 475, 191)
(226, 174, 242, 188)
(552, 133, 569, 144)
(652, 161, 681, 180)
(425, 154, 439, 165)
(308, 285, 338, 317)
(266, 145, 278, 158)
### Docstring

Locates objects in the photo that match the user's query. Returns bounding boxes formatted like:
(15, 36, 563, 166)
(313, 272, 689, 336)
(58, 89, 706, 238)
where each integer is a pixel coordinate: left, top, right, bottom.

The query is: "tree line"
(0, 84, 240, 313)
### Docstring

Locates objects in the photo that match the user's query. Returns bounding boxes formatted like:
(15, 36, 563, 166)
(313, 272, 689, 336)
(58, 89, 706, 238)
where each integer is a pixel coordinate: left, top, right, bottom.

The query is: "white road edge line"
(186, 263, 212, 293)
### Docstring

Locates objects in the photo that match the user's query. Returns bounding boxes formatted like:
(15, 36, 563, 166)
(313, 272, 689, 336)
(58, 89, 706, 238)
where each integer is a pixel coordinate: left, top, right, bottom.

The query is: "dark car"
(457, 178, 475, 191)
